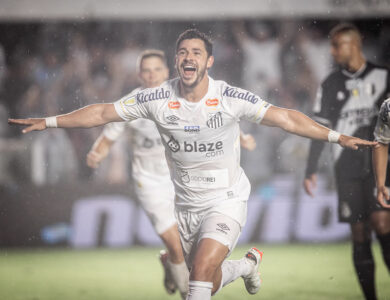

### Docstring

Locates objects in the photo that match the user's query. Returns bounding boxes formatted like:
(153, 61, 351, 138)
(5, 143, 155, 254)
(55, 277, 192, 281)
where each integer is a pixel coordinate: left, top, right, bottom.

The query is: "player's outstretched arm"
(261, 106, 377, 150)
(240, 131, 256, 151)
(373, 143, 390, 208)
(8, 103, 121, 134)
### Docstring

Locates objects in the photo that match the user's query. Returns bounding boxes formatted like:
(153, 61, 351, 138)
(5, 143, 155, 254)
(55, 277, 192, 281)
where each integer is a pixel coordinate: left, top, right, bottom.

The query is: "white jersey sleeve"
(219, 81, 272, 124)
(114, 90, 149, 121)
(374, 98, 390, 144)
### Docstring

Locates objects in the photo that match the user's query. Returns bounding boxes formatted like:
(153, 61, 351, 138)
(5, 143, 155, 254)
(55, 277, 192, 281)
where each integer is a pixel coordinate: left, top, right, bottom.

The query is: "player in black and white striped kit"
(304, 23, 390, 300)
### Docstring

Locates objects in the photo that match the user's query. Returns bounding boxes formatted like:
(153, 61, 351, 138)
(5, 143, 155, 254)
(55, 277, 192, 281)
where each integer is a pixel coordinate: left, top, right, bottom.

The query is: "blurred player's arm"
(261, 106, 377, 148)
(87, 122, 126, 169)
(303, 139, 325, 197)
(240, 130, 256, 151)
(373, 143, 390, 208)
(8, 103, 121, 134)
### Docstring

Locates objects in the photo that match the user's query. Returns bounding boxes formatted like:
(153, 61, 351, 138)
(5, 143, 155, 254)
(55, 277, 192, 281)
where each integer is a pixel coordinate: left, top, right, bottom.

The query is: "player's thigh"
(198, 213, 241, 259)
(191, 238, 229, 276)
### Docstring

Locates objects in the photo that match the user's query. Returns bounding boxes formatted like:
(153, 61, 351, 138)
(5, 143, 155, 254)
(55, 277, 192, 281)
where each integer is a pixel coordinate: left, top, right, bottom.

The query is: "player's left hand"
(377, 185, 390, 208)
(240, 133, 256, 151)
(8, 118, 46, 134)
(338, 135, 377, 150)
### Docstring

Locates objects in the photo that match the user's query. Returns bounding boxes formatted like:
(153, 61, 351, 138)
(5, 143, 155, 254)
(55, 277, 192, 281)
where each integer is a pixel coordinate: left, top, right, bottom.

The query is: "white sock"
(168, 260, 189, 300)
(186, 281, 212, 300)
(221, 258, 253, 287)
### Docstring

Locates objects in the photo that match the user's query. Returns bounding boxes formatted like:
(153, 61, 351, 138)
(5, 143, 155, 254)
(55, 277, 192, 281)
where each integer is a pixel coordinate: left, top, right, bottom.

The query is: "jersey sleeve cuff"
(254, 102, 272, 124)
(114, 101, 132, 121)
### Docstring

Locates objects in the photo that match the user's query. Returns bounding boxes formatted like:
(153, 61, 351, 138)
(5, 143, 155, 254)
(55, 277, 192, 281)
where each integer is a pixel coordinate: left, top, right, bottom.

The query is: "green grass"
(0, 243, 389, 300)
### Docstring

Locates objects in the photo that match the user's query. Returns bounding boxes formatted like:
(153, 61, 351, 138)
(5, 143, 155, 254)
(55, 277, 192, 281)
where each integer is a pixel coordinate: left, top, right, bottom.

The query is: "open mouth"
(183, 65, 196, 77)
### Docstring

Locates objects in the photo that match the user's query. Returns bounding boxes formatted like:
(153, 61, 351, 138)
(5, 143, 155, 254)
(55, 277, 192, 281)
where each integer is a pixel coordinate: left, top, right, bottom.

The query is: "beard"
(178, 63, 208, 89)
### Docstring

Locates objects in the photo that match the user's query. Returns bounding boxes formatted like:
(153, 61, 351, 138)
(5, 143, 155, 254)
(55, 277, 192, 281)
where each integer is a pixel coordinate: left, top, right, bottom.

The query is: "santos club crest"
(207, 112, 223, 129)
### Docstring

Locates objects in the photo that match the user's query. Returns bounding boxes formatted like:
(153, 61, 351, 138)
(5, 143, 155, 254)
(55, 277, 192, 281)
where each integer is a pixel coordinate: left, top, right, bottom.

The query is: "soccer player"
(9, 29, 376, 300)
(373, 98, 390, 209)
(86, 49, 256, 299)
(86, 49, 189, 299)
(303, 23, 390, 300)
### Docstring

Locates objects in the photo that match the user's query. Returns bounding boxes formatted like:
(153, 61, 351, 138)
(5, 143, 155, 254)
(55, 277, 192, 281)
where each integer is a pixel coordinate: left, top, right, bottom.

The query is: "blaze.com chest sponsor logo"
(136, 88, 170, 103)
(223, 87, 259, 104)
(166, 136, 224, 157)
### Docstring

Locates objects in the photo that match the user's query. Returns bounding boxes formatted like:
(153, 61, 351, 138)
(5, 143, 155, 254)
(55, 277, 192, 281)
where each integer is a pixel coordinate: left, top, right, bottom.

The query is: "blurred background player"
(373, 98, 390, 208)
(86, 48, 257, 299)
(304, 23, 390, 300)
(86, 49, 189, 299)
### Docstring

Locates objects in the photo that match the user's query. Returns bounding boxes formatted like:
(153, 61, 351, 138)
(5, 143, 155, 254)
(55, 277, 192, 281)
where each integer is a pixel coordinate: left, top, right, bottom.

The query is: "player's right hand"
(377, 185, 390, 208)
(303, 174, 317, 197)
(8, 118, 46, 134)
(86, 150, 106, 169)
(338, 135, 377, 150)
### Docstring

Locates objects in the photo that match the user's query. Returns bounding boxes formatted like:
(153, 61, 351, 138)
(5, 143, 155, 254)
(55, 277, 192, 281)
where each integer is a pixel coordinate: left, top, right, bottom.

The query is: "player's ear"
(207, 55, 214, 69)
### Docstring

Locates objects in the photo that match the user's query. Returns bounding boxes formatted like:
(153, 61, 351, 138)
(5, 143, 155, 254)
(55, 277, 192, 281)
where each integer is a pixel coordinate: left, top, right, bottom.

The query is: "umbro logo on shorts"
(207, 112, 223, 129)
(216, 223, 230, 234)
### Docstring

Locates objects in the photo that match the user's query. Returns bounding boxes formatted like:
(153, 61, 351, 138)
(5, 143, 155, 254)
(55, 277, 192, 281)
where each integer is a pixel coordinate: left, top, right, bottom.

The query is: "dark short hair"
(329, 23, 361, 39)
(137, 49, 167, 72)
(175, 29, 213, 57)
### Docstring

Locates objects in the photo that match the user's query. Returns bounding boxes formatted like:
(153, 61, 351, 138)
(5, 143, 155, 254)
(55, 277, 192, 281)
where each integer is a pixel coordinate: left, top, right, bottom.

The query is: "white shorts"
(175, 200, 246, 268)
(134, 173, 176, 235)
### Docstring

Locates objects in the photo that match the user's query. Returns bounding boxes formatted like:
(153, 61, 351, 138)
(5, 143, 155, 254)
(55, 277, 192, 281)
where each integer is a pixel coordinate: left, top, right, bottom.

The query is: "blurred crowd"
(0, 19, 389, 187)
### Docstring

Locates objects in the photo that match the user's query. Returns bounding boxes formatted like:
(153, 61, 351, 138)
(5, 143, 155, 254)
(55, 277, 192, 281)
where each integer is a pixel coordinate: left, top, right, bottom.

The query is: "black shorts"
(336, 175, 386, 223)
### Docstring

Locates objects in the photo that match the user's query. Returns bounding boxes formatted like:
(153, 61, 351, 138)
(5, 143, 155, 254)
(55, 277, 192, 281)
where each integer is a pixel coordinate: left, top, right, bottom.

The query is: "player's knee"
(190, 259, 219, 281)
(372, 219, 389, 235)
(370, 212, 390, 235)
(353, 240, 373, 262)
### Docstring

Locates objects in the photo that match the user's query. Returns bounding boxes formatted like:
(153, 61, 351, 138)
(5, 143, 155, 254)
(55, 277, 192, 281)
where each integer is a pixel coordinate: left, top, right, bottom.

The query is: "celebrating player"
(303, 23, 390, 300)
(9, 29, 376, 300)
(86, 49, 189, 299)
(373, 98, 390, 209)
(85, 49, 256, 299)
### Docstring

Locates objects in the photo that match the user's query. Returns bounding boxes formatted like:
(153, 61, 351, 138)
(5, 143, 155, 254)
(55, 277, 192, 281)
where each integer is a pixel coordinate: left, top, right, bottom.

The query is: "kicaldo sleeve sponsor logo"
(136, 88, 170, 103)
(206, 98, 219, 106)
(168, 101, 181, 109)
(223, 87, 259, 104)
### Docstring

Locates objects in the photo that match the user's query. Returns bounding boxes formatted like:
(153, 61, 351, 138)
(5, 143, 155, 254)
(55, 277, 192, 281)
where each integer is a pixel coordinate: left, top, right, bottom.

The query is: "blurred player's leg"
(159, 250, 176, 294)
(371, 211, 390, 272)
(218, 248, 263, 295)
(351, 222, 377, 300)
(160, 224, 189, 299)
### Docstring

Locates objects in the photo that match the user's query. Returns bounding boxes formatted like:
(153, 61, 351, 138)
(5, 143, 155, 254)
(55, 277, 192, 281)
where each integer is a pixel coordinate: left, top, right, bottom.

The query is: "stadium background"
(0, 0, 389, 299)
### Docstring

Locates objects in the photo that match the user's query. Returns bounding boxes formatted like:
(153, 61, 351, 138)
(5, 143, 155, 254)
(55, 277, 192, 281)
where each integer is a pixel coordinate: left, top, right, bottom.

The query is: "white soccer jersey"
(374, 98, 390, 144)
(114, 77, 271, 211)
(104, 88, 169, 179)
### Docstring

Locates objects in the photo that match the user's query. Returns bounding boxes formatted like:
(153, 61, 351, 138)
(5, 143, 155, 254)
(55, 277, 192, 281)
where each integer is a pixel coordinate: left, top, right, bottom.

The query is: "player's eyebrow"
(178, 47, 204, 53)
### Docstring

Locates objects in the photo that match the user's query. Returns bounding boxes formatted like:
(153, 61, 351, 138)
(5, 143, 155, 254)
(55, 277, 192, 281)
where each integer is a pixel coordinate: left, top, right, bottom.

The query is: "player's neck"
(346, 54, 366, 73)
(179, 75, 209, 103)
